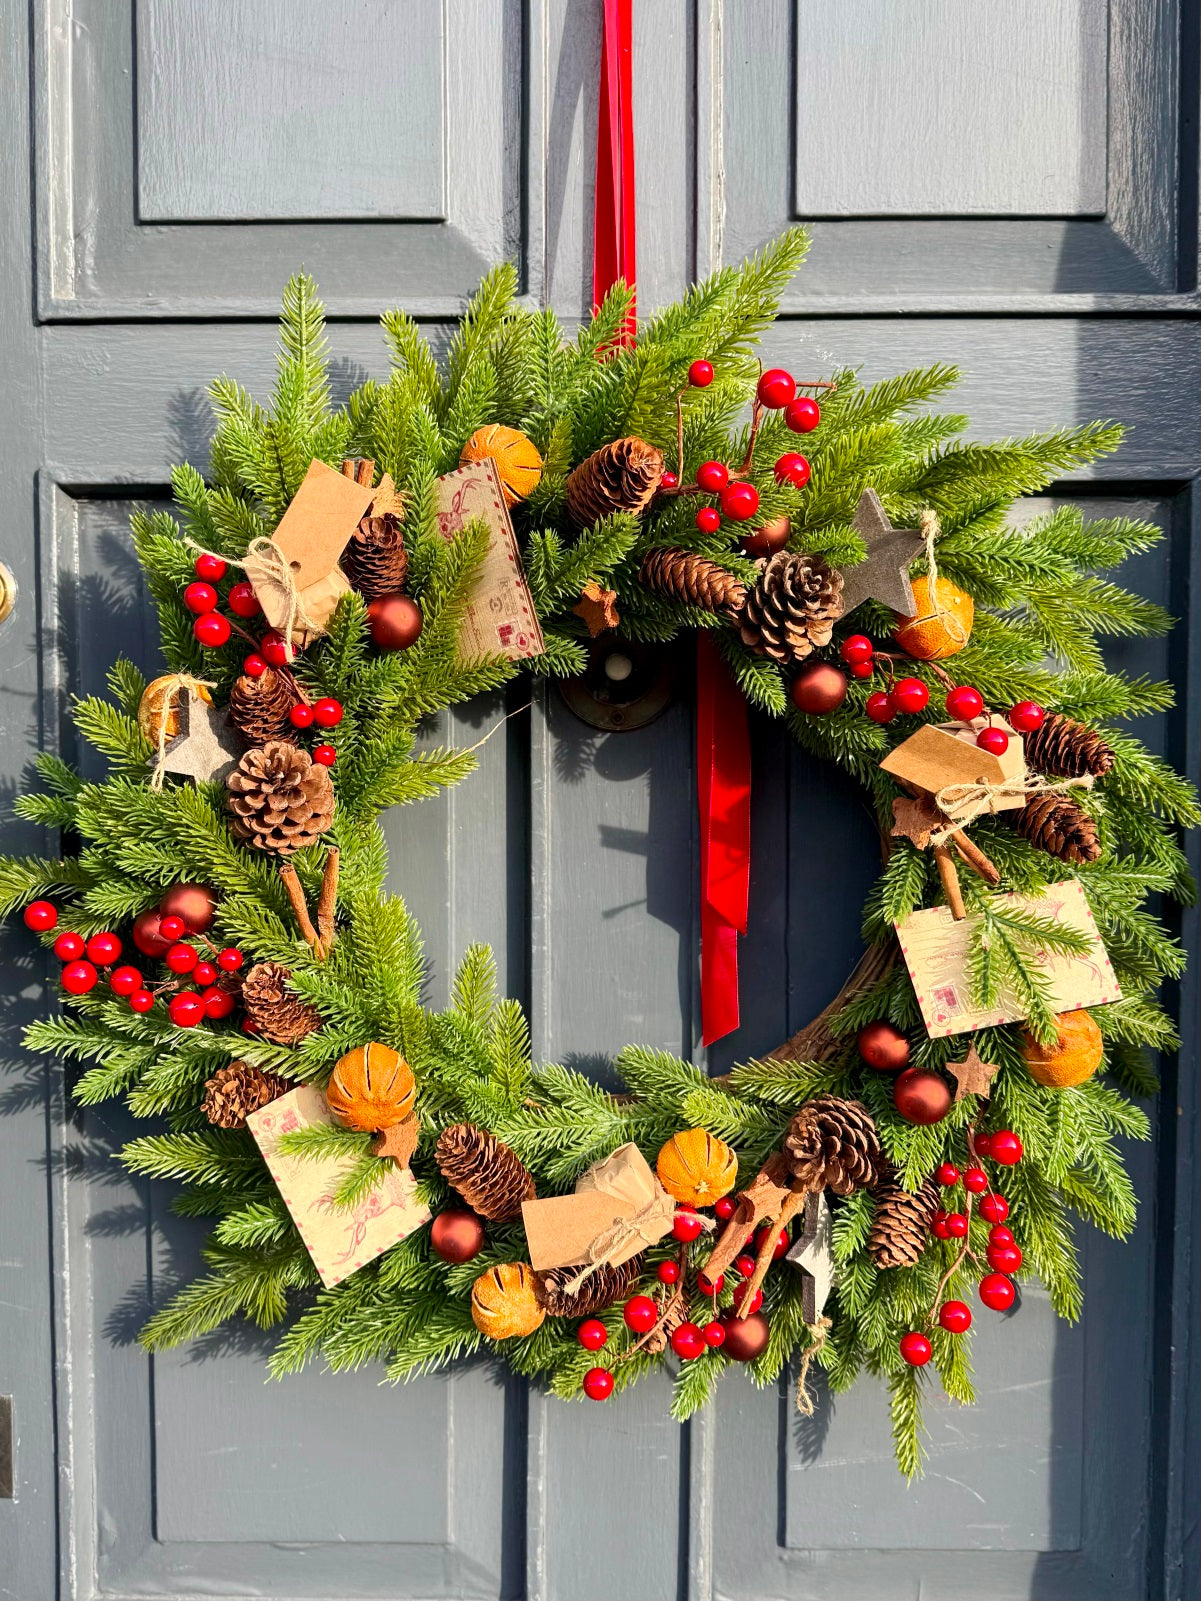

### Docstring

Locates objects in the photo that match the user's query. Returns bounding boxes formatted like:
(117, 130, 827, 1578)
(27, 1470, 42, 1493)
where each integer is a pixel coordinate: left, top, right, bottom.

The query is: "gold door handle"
(0, 563, 14, 625)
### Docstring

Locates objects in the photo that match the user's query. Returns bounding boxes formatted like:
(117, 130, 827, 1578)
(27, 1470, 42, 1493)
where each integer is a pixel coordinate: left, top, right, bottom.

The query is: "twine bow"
(184, 536, 321, 659)
(148, 674, 216, 789)
(559, 1195, 700, 1296)
(796, 1316, 832, 1416)
(929, 771, 1094, 845)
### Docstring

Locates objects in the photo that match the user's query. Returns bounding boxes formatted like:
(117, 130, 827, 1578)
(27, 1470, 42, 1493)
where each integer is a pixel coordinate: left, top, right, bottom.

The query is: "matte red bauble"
(159, 882, 218, 935)
(430, 1208, 486, 1264)
(790, 661, 848, 715)
(367, 594, 424, 652)
(893, 1067, 952, 1124)
(857, 1019, 910, 1072)
(132, 908, 172, 959)
(721, 1312, 770, 1362)
(978, 1272, 1016, 1311)
(741, 516, 790, 558)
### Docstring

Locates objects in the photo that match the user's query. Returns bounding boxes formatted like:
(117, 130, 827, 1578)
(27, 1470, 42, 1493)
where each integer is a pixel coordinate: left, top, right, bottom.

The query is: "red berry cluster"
(185, 551, 262, 650)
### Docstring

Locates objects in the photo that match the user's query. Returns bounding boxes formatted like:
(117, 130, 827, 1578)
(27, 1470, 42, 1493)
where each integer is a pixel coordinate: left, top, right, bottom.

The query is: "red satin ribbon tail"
(696, 635, 752, 1048)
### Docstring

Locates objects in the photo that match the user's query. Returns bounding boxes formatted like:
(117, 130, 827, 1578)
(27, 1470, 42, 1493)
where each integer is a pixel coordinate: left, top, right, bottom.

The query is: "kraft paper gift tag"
(434, 458, 546, 663)
(881, 717, 1026, 824)
(521, 1142, 675, 1273)
(247, 459, 373, 645)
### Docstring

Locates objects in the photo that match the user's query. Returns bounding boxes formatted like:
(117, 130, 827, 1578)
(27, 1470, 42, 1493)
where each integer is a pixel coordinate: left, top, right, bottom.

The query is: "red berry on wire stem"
(168, 992, 205, 1029)
(623, 1295, 658, 1334)
(988, 1224, 1015, 1248)
(194, 552, 226, 583)
(194, 612, 231, 648)
(670, 1322, 705, 1360)
(733, 1254, 756, 1278)
(695, 506, 721, 534)
(86, 931, 122, 966)
(108, 965, 142, 997)
(972, 1131, 992, 1158)
(702, 1320, 727, 1348)
(978, 1273, 1016, 1312)
(931, 1216, 952, 1240)
(23, 900, 58, 932)
(945, 1212, 969, 1239)
(962, 1167, 988, 1195)
(672, 1209, 705, 1243)
(183, 581, 219, 615)
(158, 915, 186, 941)
(313, 697, 343, 728)
(583, 1366, 615, 1400)
(227, 581, 261, 618)
(217, 947, 244, 972)
(977, 726, 1009, 756)
(688, 359, 714, 388)
(938, 1300, 972, 1333)
(578, 1319, 608, 1351)
(260, 630, 292, 667)
(988, 1129, 1023, 1165)
(945, 685, 985, 722)
(987, 1242, 1023, 1274)
(865, 691, 896, 725)
(242, 653, 268, 678)
(202, 987, 237, 1020)
(714, 1196, 736, 1222)
(757, 368, 796, 408)
(696, 460, 729, 492)
(979, 1193, 1009, 1223)
(891, 677, 930, 714)
(312, 744, 337, 767)
(849, 661, 874, 679)
(192, 960, 218, 988)
(660, 470, 679, 490)
(784, 396, 820, 433)
(1008, 700, 1045, 733)
(61, 960, 98, 995)
(732, 1282, 763, 1315)
(774, 452, 811, 488)
(53, 931, 85, 962)
(720, 482, 760, 522)
(840, 634, 874, 665)
(657, 1259, 680, 1285)
(900, 1331, 932, 1366)
(936, 1162, 960, 1187)
(289, 703, 315, 729)
(128, 989, 155, 1013)
(165, 942, 198, 974)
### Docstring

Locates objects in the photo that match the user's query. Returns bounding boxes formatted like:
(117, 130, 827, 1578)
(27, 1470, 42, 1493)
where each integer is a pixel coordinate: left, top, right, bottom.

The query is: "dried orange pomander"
(1021, 1009, 1104, 1088)
(470, 1262, 546, 1340)
(460, 424, 543, 506)
(137, 675, 212, 744)
(326, 1042, 415, 1132)
(891, 575, 974, 660)
(656, 1128, 738, 1207)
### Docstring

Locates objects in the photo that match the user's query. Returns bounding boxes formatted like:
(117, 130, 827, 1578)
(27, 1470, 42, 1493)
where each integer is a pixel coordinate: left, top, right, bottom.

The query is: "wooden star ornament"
(572, 582, 621, 637)
(785, 1190, 835, 1323)
(839, 489, 923, 614)
(158, 696, 244, 785)
(947, 1043, 1000, 1102)
(890, 793, 943, 849)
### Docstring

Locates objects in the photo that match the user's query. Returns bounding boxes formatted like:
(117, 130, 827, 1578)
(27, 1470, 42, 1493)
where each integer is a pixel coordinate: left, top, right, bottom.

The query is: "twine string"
(148, 673, 216, 790)
(929, 772, 1094, 845)
(796, 1316, 833, 1416)
(184, 535, 321, 657)
(560, 1205, 713, 1297)
(917, 508, 969, 649)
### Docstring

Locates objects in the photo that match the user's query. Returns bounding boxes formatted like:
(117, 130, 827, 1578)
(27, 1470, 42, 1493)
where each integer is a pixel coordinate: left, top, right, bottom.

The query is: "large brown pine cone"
(784, 1095, 884, 1195)
(228, 668, 298, 746)
(639, 547, 747, 619)
(241, 961, 321, 1045)
(1023, 712, 1115, 779)
(435, 1122, 536, 1222)
(867, 1171, 941, 1269)
(536, 1256, 643, 1318)
(738, 552, 845, 665)
(202, 1060, 290, 1128)
(227, 741, 335, 855)
(1017, 792, 1101, 864)
(342, 513, 408, 600)
(565, 437, 665, 524)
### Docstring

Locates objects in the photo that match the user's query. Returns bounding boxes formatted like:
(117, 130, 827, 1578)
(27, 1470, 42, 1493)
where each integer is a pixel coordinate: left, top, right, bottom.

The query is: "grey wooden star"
(158, 696, 243, 785)
(785, 1189, 835, 1323)
(838, 489, 922, 614)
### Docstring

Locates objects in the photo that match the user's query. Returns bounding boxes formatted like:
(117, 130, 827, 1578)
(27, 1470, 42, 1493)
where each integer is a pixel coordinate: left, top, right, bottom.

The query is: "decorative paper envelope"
(881, 717, 1025, 823)
(433, 458, 546, 663)
(247, 1084, 430, 1288)
(521, 1142, 674, 1272)
(895, 880, 1121, 1038)
(248, 459, 372, 640)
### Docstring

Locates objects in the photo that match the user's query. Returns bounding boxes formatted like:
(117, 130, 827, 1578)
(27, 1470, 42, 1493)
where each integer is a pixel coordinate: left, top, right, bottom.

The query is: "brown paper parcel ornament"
(880, 717, 1026, 825)
(521, 1142, 675, 1278)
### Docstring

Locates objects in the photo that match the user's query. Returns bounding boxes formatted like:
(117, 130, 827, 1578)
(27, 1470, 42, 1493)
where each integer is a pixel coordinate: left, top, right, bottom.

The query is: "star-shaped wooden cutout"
(785, 1190, 836, 1323)
(947, 1043, 1000, 1102)
(890, 794, 944, 850)
(838, 489, 923, 615)
(572, 582, 621, 637)
(158, 696, 244, 785)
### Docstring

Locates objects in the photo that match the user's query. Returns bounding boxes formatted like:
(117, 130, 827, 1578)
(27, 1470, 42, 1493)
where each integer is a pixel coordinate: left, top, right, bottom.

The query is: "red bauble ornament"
(312, 744, 337, 767)
(987, 1242, 1023, 1274)
(313, 697, 344, 728)
(168, 992, 204, 1028)
(159, 915, 186, 941)
(899, 1331, 932, 1367)
(849, 660, 874, 679)
(721, 1312, 770, 1362)
(939, 1299, 972, 1334)
(962, 1167, 988, 1195)
(979, 1193, 1009, 1223)
(227, 581, 261, 618)
(696, 460, 729, 492)
(720, 482, 760, 522)
(894, 1066, 952, 1125)
(660, 471, 679, 490)
(1008, 700, 1045, 733)
(53, 931, 85, 962)
(773, 451, 811, 488)
(987, 1129, 1023, 1165)
(108, 964, 142, 997)
(159, 883, 217, 934)
(624, 1295, 658, 1334)
(695, 506, 722, 533)
(183, 581, 219, 615)
(217, 947, 244, 972)
(202, 986, 236, 1020)
(784, 396, 820, 433)
(741, 516, 791, 558)
(429, 1208, 486, 1264)
(840, 634, 874, 665)
(714, 1196, 736, 1222)
(194, 612, 231, 647)
(945, 685, 985, 722)
(577, 1318, 608, 1352)
(132, 908, 172, 959)
(757, 368, 796, 409)
(702, 1320, 726, 1348)
(260, 630, 293, 667)
(670, 1322, 705, 1361)
(23, 900, 58, 932)
(937, 1162, 960, 1187)
(194, 552, 226, 582)
(367, 595, 424, 652)
(865, 691, 896, 724)
(732, 1281, 763, 1315)
(192, 960, 218, 988)
(945, 1212, 969, 1238)
(790, 661, 848, 716)
(976, 726, 1009, 756)
(86, 931, 122, 966)
(657, 1260, 680, 1285)
(733, 1254, 756, 1278)
(988, 1224, 1015, 1248)
(753, 1223, 792, 1260)
(672, 1208, 705, 1243)
(61, 960, 98, 995)
(289, 703, 315, 729)
(128, 989, 155, 1014)
(688, 359, 714, 388)
(891, 676, 930, 714)
(583, 1366, 614, 1400)
(242, 653, 268, 678)
(978, 1273, 1016, 1312)
(857, 1019, 910, 1073)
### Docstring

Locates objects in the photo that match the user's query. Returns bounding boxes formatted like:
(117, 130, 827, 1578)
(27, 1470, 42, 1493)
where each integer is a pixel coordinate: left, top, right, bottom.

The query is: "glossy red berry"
(312, 744, 337, 767)
(202, 986, 236, 1020)
(695, 506, 722, 534)
(696, 460, 729, 492)
(61, 960, 98, 995)
(733, 1254, 756, 1278)
(963, 1167, 988, 1195)
(86, 932, 122, 966)
(158, 915, 186, 941)
(945, 685, 985, 722)
(672, 1209, 705, 1243)
(312, 697, 344, 728)
(660, 470, 679, 490)
(757, 368, 796, 409)
(657, 1260, 680, 1285)
(720, 482, 760, 522)
(243, 653, 268, 678)
(583, 1366, 615, 1400)
(979, 1193, 1009, 1223)
(784, 396, 820, 433)
(168, 992, 205, 1028)
(988, 1224, 1015, 1248)
(849, 660, 874, 679)
(840, 634, 874, 665)
(753, 1223, 791, 1260)
(671, 1322, 705, 1360)
(988, 1129, 1023, 1165)
(23, 900, 58, 932)
(688, 359, 714, 388)
(891, 677, 930, 714)
(165, 942, 198, 974)
(979, 1272, 1016, 1312)
(192, 960, 218, 988)
(939, 1299, 972, 1333)
(987, 1242, 1023, 1274)
(227, 581, 261, 618)
(183, 581, 219, 615)
(714, 1196, 736, 1222)
(937, 1162, 960, 1187)
(945, 1212, 969, 1239)
(578, 1318, 608, 1351)
(194, 552, 226, 582)
(773, 452, 811, 488)
(702, 1320, 727, 1348)
(865, 691, 896, 724)
(972, 1131, 992, 1159)
(732, 1282, 763, 1315)
(128, 989, 155, 1014)
(931, 1216, 952, 1240)
(260, 630, 292, 667)
(108, 964, 142, 997)
(900, 1331, 932, 1366)
(1009, 700, 1045, 733)
(289, 703, 315, 729)
(217, 947, 243, 972)
(53, 931, 85, 962)
(624, 1295, 658, 1334)
(977, 726, 1009, 756)
(194, 612, 231, 647)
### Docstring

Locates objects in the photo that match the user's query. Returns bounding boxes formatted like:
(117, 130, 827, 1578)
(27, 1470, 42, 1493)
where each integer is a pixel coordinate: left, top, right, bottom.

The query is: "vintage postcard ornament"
(434, 458, 546, 663)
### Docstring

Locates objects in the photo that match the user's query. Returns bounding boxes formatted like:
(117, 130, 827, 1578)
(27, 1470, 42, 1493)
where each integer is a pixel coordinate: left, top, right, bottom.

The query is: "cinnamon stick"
(278, 861, 325, 957)
(933, 843, 966, 920)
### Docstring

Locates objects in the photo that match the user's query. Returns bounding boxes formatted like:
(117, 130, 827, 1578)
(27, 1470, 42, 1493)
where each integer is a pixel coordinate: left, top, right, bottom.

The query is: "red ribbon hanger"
(593, 0, 637, 333)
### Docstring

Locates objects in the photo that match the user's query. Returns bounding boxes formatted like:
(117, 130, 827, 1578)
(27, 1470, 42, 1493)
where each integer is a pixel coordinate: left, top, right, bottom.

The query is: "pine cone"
(738, 552, 845, 665)
(644, 1291, 686, 1355)
(435, 1122, 536, 1222)
(241, 961, 321, 1045)
(228, 668, 298, 746)
(342, 512, 408, 600)
(867, 1171, 941, 1268)
(784, 1095, 884, 1196)
(536, 1256, 643, 1318)
(202, 1060, 289, 1128)
(226, 741, 335, 856)
(1023, 712, 1114, 779)
(565, 437, 665, 524)
(1017, 792, 1101, 864)
(639, 547, 747, 619)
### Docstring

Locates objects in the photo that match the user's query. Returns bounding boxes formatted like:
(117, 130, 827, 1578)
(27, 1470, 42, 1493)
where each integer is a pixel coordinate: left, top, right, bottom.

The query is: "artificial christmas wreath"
(3, 230, 1195, 1476)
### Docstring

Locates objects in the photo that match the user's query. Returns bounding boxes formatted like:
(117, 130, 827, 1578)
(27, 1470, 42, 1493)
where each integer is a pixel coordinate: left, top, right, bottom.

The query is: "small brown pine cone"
(342, 512, 408, 600)
(738, 552, 845, 665)
(241, 961, 321, 1045)
(1017, 792, 1102, 864)
(536, 1256, 643, 1318)
(202, 1060, 289, 1129)
(228, 668, 298, 746)
(1022, 712, 1115, 779)
(643, 1291, 687, 1355)
(226, 740, 335, 856)
(784, 1095, 884, 1196)
(565, 437, 665, 524)
(867, 1172, 941, 1269)
(435, 1122, 536, 1222)
(639, 547, 747, 619)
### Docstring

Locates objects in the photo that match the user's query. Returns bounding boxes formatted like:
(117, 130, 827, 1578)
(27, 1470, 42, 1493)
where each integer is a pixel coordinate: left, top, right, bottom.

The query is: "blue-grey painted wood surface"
(1, 2, 1198, 1598)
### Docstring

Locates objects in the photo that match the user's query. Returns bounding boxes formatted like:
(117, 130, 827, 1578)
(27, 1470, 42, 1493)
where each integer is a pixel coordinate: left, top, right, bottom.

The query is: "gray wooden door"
(1, 2, 1198, 1597)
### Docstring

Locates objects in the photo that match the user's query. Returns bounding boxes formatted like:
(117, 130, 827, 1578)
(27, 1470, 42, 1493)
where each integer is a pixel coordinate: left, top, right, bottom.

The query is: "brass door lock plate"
(0, 562, 14, 626)
(559, 638, 674, 732)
